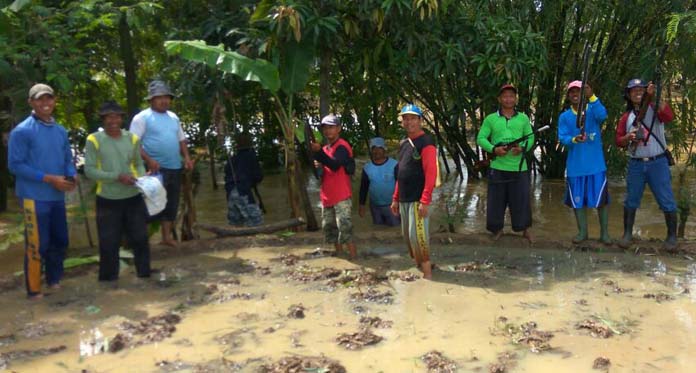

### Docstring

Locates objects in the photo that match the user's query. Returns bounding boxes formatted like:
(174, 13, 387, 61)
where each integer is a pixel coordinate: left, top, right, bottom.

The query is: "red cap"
(498, 84, 517, 96)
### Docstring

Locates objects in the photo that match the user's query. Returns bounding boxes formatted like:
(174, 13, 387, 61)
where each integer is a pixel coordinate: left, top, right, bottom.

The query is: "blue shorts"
(564, 171, 609, 208)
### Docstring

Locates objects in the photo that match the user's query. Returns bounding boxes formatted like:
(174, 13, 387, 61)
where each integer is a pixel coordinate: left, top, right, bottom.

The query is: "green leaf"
(279, 40, 314, 94)
(165, 40, 280, 93)
(7, 0, 31, 12)
(250, 0, 274, 23)
(64, 256, 99, 269)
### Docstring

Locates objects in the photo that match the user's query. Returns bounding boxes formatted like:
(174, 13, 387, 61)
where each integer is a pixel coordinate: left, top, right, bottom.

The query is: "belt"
(630, 153, 665, 162)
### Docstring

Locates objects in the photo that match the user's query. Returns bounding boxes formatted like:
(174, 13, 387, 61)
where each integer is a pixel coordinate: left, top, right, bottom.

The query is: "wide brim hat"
(145, 80, 176, 100)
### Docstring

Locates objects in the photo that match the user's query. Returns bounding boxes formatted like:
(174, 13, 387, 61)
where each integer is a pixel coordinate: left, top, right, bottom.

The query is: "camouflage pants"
(322, 198, 353, 244)
(227, 189, 263, 227)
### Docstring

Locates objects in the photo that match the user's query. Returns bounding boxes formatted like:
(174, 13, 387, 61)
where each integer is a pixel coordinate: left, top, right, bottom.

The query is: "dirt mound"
(110, 313, 182, 352)
(0, 345, 66, 370)
(576, 319, 613, 338)
(421, 350, 457, 372)
(288, 266, 342, 282)
(287, 304, 305, 319)
(359, 316, 393, 329)
(349, 288, 394, 304)
(259, 355, 346, 373)
(336, 330, 383, 350)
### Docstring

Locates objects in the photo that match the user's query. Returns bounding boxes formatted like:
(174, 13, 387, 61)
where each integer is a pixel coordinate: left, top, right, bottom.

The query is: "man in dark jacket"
(224, 133, 263, 226)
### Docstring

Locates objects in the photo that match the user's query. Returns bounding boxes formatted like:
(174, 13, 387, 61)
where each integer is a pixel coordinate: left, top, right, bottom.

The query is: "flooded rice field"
(0, 241, 696, 372)
(1, 162, 696, 372)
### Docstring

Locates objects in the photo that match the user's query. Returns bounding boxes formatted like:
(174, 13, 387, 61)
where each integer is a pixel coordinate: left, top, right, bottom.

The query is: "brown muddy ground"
(0, 232, 696, 372)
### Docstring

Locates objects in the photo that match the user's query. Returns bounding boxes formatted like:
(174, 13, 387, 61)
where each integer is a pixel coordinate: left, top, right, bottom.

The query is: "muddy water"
(1, 161, 696, 372)
(1, 243, 696, 372)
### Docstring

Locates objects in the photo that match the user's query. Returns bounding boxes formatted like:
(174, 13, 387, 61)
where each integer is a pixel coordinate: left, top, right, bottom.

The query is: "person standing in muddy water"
(224, 132, 263, 227)
(476, 84, 534, 244)
(84, 101, 150, 282)
(358, 137, 400, 227)
(558, 81, 611, 244)
(310, 114, 357, 259)
(615, 79, 677, 250)
(130, 80, 193, 247)
(8, 83, 77, 299)
(390, 104, 437, 280)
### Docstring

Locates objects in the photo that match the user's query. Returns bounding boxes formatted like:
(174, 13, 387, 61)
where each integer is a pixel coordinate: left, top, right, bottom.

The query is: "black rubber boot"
(663, 211, 678, 251)
(618, 207, 636, 249)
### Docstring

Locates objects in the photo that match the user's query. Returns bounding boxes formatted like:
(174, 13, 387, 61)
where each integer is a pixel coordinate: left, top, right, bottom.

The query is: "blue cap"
(626, 78, 647, 89)
(369, 137, 386, 149)
(398, 104, 423, 117)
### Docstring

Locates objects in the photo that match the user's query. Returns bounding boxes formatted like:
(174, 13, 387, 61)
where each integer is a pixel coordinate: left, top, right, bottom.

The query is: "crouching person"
(84, 101, 150, 281)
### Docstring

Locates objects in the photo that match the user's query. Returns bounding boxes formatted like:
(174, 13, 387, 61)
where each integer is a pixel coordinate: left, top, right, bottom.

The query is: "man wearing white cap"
(558, 81, 611, 244)
(359, 137, 399, 226)
(8, 83, 77, 299)
(310, 114, 357, 259)
(130, 80, 193, 247)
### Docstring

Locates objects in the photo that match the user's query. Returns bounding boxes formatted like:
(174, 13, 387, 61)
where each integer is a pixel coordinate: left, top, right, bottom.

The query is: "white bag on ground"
(135, 175, 167, 216)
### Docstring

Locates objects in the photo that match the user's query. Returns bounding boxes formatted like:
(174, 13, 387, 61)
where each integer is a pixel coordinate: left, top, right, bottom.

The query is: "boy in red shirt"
(311, 114, 357, 259)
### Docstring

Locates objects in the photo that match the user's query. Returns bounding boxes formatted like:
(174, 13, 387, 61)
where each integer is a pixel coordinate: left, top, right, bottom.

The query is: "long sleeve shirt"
(557, 95, 608, 177)
(615, 103, 674, 158)
(476, 111, 534, 172)
(84, 130, 145, 199)
(8, 114, 76, 201)
(392, 131, 438, 205)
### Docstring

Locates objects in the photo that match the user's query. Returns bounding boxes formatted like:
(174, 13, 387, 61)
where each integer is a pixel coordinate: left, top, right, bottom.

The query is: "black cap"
(98, 101, 126, 117)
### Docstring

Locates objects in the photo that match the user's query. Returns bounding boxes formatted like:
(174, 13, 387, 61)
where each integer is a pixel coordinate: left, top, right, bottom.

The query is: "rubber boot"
(663, 211, 678, 251)
(598, 206, 612, 245)
(618, 207, 636, 249)
(572, 209, 588, 244)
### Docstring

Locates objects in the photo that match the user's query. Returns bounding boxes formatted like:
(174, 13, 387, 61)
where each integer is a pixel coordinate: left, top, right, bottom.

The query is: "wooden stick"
(196, 218, 305, 237)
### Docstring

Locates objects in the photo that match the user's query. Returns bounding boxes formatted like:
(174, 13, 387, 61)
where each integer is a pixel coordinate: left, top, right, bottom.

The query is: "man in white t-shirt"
(130, 80, 193, 247)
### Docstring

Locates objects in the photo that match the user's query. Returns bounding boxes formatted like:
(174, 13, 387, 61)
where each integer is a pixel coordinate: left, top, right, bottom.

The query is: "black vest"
(396, 133, 435, 203)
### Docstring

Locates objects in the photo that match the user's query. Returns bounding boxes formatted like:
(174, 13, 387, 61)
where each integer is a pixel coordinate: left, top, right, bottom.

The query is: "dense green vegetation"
(2, 0, 696, 230)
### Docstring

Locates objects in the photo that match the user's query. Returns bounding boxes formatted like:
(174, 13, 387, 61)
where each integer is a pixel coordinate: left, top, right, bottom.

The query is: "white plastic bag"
(135, 175, 167, 216)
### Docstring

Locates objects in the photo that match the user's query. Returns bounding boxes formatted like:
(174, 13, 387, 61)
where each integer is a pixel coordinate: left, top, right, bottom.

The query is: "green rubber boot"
(598, 206, 612, 244)
(573, 208, 588, 244)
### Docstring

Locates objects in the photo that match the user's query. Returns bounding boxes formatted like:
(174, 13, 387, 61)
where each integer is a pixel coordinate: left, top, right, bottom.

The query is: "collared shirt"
(84, 129, 145, 200)
(8, 114, 76, 201)
(476, 110, 534, 172)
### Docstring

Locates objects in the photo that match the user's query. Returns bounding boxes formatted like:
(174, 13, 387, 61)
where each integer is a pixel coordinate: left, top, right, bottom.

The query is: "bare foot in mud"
(523, 229, 534, 244)
(492, 230, 504, 241)
(422, 261, 433, 280)
(160, 240, 178, 248)
(48, 283, 61, 290)
(28, 293, 44, 301)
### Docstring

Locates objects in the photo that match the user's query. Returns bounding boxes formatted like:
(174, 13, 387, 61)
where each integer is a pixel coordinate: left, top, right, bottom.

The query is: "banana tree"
(164, 40, 319, 230)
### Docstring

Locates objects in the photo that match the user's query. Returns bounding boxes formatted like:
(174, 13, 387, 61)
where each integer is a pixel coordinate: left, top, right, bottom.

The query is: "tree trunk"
(119, 12, 139, 124)
(208, 144, 218, 190)
(319, 49, 332, 117)
(0, 96, 10, 212)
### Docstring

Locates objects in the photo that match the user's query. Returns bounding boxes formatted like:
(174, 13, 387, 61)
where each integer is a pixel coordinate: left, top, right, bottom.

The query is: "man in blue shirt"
(557, 81, 610, 244)
(359, 137, 399, 226)
(130, 80, 193, 247)
(8, 83, 77, 299)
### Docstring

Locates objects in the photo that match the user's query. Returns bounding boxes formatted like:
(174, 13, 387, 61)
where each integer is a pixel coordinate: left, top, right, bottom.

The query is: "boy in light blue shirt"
(359, 137, 400, 226)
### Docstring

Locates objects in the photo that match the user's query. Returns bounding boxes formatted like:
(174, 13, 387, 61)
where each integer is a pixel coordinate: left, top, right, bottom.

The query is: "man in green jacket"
(84, 101, 150, 281)
(476, 84, 535, 243)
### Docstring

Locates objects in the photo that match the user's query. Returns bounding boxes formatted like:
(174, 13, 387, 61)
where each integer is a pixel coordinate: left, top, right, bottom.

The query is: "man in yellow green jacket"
(84, 101, 150, 281)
